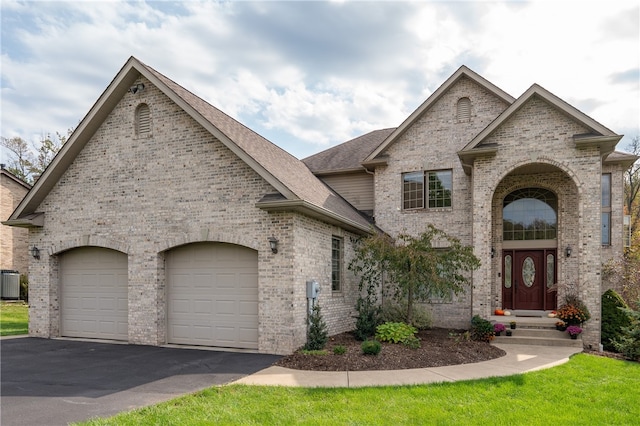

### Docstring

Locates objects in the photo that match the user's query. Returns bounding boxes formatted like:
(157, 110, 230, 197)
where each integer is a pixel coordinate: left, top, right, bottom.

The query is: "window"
(602, 174, 611, 246)
(331, 236, 343, 292)
(624, 215, 631, 248)
(135, 103, 151, 136)
(457, 97, 471, 122)
(503, 188, 557, 240)
(402, 170, 452, 210)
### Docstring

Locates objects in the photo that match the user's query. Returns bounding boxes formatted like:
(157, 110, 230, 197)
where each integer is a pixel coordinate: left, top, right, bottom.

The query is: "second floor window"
(402, 170, 452, 210)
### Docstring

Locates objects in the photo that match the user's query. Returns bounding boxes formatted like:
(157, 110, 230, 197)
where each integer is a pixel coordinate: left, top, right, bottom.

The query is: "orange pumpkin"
(494, 309, 504, 315)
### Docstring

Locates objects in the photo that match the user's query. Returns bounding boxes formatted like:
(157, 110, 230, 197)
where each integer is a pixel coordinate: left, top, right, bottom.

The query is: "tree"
(0, 136, 34, 182)
(624, 136, 640, 247)
(349, 225, 481, 324)
(0, 130, 71, 184)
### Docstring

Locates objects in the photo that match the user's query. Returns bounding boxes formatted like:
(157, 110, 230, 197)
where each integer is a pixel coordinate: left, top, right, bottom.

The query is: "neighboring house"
(4, 59, 637, 353)
(1, 165, 30, 275)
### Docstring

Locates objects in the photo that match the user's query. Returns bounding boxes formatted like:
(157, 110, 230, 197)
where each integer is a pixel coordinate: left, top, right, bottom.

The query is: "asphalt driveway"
(1, 337, 281, 426)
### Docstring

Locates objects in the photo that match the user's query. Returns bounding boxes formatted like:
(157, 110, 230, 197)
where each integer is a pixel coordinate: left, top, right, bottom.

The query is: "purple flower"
(566, 325, 582, 336)
(494, 323, 506, 333)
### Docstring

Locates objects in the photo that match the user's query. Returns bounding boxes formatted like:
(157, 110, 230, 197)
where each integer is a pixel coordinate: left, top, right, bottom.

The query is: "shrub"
(353, 295, 381, 341)
(557, 294, 591, 325)
(381, 301, 433, 330)
(613, 300, 640, 361)
(304, 304, 328, 351)
(19, 274, 28, 303)
(361, 340, 382, 355)
(333, 345, 347, 355)
(375, 322, 417, 344)
(601, 289, 631, 351)
(470, 315, 494, 342)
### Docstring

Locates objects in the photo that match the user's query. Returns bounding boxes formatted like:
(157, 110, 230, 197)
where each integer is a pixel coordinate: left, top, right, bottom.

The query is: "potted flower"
(566, 325, 583, 340)
(506, 329, 512, 336)
(555, 321, 567, 331)
(510, 321, 517, 329)
(494, 323, 506, 336)
(556, 295, 591, 325)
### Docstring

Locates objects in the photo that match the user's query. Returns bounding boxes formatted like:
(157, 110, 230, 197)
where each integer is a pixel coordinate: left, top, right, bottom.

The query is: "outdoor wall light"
(566, 245, 572, 258)
(129, 83, 145, 94)
(30, 246, 40, 260)
(268, 237, 279, 254)
(491, 247, 496, 258)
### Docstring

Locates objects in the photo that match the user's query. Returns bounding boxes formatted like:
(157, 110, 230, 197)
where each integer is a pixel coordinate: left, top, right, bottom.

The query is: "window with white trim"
(602, 173, 611, 246)
(331, 236, 343, 292)
(402, 170, 452, 210)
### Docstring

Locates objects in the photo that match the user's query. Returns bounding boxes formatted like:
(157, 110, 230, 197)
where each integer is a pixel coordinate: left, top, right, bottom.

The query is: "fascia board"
(255, 199, 372, 234)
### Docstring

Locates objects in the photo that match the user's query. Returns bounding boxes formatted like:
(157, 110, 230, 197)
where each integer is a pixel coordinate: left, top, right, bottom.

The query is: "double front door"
(502, 249, 556, 311)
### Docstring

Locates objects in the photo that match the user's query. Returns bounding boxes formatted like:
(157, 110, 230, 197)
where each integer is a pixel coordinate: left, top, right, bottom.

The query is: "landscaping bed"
(275, 327, 506, 371)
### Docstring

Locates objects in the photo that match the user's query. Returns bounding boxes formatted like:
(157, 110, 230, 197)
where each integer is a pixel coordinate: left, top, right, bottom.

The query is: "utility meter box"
(306, 280, 320, 299)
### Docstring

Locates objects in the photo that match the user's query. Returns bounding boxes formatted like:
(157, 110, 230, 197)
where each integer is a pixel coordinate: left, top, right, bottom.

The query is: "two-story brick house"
(4, 58, 636, 353)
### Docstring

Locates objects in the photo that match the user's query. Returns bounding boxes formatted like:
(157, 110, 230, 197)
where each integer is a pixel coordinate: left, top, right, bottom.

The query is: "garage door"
(60, 247, 128, 340)
(166, 242, 258, 349)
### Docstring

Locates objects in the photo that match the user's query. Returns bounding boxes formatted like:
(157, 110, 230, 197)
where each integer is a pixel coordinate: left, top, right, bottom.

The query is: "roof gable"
(363, 65, 515, 167)
(6, 57, 371, 233)
(457, 84, 622, 172)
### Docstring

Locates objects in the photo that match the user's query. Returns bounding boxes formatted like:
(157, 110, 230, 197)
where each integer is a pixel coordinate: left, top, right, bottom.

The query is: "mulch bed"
(275, 328, 506, 371)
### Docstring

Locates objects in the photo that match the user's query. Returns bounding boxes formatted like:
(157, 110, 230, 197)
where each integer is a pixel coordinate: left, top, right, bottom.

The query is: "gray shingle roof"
(139, 60, 372, 231)
(302, 128, 396, 173)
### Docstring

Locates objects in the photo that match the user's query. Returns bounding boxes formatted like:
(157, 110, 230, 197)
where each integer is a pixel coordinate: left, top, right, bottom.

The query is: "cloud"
(1, 0, 638, 158)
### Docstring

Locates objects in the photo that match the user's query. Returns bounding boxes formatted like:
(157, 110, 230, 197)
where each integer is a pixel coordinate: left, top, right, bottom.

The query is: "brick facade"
(25, 77, 358, 354)
(0, 168, 30, 275)
(10, 61, 633, 354)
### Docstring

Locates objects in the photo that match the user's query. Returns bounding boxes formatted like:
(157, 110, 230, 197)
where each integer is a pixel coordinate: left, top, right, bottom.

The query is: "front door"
(502, 249, 556, 311)
(513, 250, 544, 310)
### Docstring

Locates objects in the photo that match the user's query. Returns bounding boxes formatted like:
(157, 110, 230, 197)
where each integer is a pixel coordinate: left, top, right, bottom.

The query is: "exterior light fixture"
(129, 83, 145, 94)
(30, 246, 40, 260)
(565, 245, 572, 258)
(491, 247, 496, 258)
(268, 237, 278, 254)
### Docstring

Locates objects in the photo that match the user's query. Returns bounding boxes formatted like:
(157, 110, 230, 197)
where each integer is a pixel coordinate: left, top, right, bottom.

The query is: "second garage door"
(166, 243, 259, 349)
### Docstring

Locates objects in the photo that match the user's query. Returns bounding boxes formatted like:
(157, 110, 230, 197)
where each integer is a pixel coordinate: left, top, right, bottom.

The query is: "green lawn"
(0, 301, 28, 336)
(79, 354, 639, 425)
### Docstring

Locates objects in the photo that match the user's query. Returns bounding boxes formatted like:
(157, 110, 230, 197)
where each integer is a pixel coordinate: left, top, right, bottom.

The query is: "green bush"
(304, 304, 328, 351)
(19, 274, 28, 303)
(470, 315, 494, 342)
(380, 301, 433, 330)
(361, 340, 382, 355)
(301, 349, 327, 356)
(353, 296, 382, 341)
(333, 345, 347, 355)
(375, 322, 417, 344)
(613, 300, 640, 361)
(601, 289, 631, 352)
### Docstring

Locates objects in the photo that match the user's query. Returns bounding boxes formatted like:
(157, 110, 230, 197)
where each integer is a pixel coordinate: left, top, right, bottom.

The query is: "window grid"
(402, 170, 452, 210)
(503, 188, 557, 241)
(602, 174, 611, 246)
(331, 237, 343, 292)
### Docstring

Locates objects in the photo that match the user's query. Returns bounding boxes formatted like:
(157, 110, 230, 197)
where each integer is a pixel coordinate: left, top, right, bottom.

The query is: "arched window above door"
(503, 188, 557, 240)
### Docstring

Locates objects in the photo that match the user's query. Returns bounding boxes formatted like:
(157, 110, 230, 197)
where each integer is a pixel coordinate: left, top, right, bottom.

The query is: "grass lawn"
(79, 353, 639, 425)
(0, 301, 28, 336)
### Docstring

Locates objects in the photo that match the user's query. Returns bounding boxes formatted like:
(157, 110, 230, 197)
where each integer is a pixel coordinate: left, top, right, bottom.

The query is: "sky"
(1, 0, 639, 163)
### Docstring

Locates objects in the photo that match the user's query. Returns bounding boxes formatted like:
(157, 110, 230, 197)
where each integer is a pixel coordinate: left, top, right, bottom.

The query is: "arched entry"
(501, 188, 557, 310)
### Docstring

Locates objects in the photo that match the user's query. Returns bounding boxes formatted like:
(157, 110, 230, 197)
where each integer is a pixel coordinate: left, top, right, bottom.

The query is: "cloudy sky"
(1, 0, 639, 163)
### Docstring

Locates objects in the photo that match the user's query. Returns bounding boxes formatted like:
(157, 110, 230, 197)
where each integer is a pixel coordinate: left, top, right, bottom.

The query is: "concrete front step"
(490, 313, 583, 347)
(493, 334, 583, 347)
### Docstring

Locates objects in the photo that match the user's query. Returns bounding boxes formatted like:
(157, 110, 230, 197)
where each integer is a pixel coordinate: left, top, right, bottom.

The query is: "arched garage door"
(60, 247, 128, 340)
(166, 242, 258, 349)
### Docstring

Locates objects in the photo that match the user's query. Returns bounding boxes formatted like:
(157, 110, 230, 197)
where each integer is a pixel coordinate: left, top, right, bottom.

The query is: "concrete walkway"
(234, 344, 583, 388)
